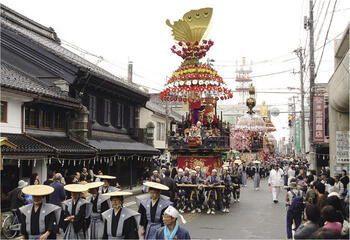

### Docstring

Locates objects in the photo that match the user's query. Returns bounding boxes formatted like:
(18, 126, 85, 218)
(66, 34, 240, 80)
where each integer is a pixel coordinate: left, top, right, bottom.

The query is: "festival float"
(162, 8, 232, 174)
(230, 85, 270, 162)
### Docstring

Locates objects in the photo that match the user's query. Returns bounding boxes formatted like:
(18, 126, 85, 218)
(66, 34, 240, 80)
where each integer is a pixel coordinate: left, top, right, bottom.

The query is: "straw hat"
(102, 191, 133, 197)
(64, 184, 89, 192)
(98, 175, 116, 180)
(85, 181, 104, 189)
(22, 185, 54, 196)
(143, 181, 169, 191)
(234, 160, 242, 165)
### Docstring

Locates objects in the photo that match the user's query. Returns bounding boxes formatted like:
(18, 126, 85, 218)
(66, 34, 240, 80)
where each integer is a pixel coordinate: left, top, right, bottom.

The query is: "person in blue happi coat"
(154, 205, 191, 240)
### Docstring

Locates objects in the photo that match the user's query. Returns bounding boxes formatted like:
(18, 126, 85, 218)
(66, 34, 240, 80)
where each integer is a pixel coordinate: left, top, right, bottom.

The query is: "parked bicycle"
(1, 209, 21, 239)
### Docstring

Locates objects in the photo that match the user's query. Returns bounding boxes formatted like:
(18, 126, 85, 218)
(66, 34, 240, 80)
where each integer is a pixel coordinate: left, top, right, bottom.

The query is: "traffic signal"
(288, 116, 293, 127)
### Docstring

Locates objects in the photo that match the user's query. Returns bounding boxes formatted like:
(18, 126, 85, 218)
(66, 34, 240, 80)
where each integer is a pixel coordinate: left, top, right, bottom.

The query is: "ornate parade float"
(162, 8, 232, 174)
(230, 85, 273, 162)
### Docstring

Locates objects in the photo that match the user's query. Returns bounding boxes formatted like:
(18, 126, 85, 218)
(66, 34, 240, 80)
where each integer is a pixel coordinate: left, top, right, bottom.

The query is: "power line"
(222, 69, 293, 79)
(315, 0, 331, 47)
(315, 0, 338, 80)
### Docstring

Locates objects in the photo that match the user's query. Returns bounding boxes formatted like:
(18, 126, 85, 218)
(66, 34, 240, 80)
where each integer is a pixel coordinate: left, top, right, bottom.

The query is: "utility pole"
(305, 0, 316, 170)
(292, 96, 297, 158)
(294, 48, 306, 156)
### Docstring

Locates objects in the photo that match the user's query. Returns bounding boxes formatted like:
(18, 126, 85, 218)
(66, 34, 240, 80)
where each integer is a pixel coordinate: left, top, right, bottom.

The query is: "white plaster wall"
(328, 49, 349, 176)
(139, 107, 167, 149)
(0, 92, 32, 134)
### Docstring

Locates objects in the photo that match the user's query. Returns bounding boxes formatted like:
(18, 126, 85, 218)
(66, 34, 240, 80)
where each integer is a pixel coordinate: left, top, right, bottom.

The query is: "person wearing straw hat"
(98, 175, 119, 194)
(138, 182, 172, 240)
(18, 185, 61, 240)
(62, 184, 92, 239)
(205, 169, 220, 215)
(154, 206, 191, 240)
(101, 191, 140, 239)
(85, 182, 111, 240)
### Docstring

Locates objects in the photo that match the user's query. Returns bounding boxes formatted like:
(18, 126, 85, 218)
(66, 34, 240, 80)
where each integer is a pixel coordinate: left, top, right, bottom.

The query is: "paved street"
(183, 179, 287, 239)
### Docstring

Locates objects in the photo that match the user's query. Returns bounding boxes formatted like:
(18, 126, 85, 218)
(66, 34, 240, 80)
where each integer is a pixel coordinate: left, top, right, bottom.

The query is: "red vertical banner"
(313, 96, 325, 143)
(177, 156, 222, 176)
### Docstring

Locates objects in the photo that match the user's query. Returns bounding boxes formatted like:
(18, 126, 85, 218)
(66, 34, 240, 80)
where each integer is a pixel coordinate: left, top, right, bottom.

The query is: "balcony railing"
(168, 136, 230, 152)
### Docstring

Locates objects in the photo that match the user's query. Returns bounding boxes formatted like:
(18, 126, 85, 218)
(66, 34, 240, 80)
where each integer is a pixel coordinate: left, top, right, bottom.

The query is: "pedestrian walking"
(102, 191, 140, 239)
(48, 173, 66, 207)
(286, 180, 305, 239)
(220, 167, 232, 213)
(138, 182, 172, 240)
(231, 170, 241, 203)
(268, 164, 284, 203)
(85, 181, 111, 240)
(253, 161, 261, 190)
(19, 185, 61, 239)
(98, 175, 118, 194)
(154, 205, 191, 240)
(62, 184, 92, 239)
(241, 163, 247, 187)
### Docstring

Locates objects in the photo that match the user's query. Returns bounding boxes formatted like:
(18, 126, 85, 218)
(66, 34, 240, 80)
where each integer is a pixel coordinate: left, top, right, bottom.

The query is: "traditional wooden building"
(0, 4, 159, 194)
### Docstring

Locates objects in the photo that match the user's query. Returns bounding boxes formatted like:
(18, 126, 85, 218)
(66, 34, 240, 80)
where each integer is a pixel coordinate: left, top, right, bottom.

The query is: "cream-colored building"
(328, 23, 349, 176)
(139, 94, 181, 160)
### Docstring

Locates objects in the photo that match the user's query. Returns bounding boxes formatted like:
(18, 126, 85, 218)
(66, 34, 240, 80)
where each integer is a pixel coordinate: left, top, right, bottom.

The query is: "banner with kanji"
(177, 155, 222, 175)
(313, 96, 325, 143)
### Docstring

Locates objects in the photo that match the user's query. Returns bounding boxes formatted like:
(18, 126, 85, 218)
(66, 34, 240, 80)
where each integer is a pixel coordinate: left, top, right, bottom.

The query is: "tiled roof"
(29, 135, 96, 154)
(89, 135, 159, 154)
(0, 8, 148, 97)
(1, 62, 80, 104)
(1, 133, 96, 155)
(1, 133, 54, 154)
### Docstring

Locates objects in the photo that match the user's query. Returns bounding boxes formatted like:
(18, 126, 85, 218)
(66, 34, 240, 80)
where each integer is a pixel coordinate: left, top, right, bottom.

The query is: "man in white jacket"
(268, 164, 284, 203)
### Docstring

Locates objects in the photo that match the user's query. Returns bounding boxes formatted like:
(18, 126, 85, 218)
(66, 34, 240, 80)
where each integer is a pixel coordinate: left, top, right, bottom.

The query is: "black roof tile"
(0, 6, 148, 97)
(29, 135, 96, 154)
(1, 62, 80, 104)
(1, 133, 54, 154)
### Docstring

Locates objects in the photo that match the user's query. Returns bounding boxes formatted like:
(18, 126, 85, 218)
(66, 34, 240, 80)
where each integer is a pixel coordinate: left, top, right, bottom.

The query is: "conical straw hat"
(22, 185, 54, 196)
(98, 175, 116, 180)
(102, 191, 132, 197)
(85, 182, 104, 189)
(143, 181, 169, 191)
(234, 160, 242, 165)
(64, 184, 89, 192)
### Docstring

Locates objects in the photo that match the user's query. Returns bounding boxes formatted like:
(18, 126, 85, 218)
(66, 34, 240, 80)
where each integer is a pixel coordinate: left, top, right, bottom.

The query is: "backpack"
(289, 190, 304, 213)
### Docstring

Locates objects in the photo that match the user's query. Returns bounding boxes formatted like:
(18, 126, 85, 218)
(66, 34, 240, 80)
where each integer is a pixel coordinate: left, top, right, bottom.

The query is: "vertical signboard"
(336, 131, 349, 164)
(313, 96, 325, 143)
